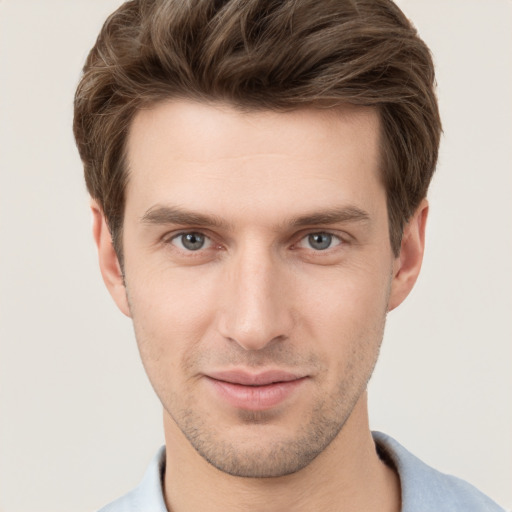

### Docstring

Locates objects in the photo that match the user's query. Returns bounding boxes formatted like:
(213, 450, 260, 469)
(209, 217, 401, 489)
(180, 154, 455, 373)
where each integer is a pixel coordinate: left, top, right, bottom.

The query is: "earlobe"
(91, 201, 131, 318)
(388, 199, 429, 312)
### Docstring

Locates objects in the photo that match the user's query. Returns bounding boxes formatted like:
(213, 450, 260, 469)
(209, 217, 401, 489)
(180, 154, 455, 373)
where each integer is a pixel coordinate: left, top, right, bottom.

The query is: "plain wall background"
(0, 1, 510, 511)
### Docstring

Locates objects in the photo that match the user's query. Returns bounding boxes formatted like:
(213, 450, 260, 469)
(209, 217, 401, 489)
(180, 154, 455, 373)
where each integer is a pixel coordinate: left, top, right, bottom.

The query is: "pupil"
(183, 233, 204, 250)
(309, 233, 331, 250)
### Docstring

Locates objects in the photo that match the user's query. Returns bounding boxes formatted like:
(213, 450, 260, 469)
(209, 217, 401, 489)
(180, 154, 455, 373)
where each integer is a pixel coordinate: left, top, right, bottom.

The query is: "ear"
(91, 201, 131, 318)
(388, 199, 428, 312)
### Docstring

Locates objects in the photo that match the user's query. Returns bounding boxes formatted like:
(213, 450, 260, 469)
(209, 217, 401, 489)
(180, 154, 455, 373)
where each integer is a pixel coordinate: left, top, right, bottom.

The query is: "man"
(73, 1, 505, 511)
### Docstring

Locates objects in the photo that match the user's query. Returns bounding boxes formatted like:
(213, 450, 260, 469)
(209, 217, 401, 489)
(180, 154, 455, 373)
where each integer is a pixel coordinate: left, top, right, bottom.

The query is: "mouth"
(204, 370, 308, 411)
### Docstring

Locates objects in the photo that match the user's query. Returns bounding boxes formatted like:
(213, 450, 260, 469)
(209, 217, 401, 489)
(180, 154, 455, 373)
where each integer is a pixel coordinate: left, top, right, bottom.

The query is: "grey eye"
(173, 232, 209, 251)
(297, 232, 341, 251)
(307, 233, 333, 250)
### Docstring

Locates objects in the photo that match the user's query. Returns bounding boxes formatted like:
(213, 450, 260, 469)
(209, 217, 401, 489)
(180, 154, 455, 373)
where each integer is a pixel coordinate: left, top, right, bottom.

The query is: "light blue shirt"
(98, 432, 505, 511)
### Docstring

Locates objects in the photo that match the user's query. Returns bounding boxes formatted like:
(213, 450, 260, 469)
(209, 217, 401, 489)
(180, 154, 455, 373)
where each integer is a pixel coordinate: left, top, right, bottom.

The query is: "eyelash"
(296, 232, 343, 251)
(170, 232, 212, 252)
(165, 230, 346, 254)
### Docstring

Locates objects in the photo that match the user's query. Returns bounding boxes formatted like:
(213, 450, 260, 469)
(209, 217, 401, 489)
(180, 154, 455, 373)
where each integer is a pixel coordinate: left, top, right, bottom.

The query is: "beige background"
(0, 1, 511, 511)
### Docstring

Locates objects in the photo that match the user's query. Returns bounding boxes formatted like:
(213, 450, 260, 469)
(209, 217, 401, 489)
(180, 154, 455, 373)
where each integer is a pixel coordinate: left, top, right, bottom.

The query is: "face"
(95, 100, 423, 478)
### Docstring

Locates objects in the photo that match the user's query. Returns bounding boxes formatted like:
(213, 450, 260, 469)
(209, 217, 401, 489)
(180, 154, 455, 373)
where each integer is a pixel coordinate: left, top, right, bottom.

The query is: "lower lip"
(206, 377, 307, 411)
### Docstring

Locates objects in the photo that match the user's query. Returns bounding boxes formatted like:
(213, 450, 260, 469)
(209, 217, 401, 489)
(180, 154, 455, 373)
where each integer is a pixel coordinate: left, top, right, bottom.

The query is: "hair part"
(74, 0, 442, 263)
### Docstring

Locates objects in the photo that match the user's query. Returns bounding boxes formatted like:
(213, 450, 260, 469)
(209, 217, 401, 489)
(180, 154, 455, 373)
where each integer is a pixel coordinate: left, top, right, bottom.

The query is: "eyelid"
(296, 231, 343, 250)
(293, 228, 349, 246)
(163, 230, 215, 251)
(161, 228, 349, 253)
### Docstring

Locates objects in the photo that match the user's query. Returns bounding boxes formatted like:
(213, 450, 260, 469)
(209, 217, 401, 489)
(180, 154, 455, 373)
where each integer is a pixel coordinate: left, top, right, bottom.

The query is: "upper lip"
(206, 369, 304, 386)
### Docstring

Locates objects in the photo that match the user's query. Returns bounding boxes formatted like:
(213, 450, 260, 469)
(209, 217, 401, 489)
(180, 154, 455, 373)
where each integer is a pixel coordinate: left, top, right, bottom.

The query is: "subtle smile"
(204, 370, 308, 411)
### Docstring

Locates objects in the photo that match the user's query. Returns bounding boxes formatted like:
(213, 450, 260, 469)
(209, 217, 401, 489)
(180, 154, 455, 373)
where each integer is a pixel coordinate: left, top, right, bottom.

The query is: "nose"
(217, 244, 294, 351)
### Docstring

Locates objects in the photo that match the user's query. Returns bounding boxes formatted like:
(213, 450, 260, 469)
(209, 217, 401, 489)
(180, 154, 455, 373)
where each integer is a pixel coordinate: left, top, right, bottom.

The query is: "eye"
(171, 232, 211, 251)
(297, 232, 342, 251)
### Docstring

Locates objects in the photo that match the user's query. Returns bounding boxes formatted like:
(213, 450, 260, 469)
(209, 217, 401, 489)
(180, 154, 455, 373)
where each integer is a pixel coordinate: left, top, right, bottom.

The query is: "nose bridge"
(219, 240, 292, 351)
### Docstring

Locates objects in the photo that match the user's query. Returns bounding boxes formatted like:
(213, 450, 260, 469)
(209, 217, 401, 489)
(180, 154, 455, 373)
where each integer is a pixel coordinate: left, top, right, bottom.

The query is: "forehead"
(124, 100, 384, 224)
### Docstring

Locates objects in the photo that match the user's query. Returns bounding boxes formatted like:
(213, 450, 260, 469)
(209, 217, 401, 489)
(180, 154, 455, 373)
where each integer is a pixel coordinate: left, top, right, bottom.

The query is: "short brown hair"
(73, 0, 441, 260)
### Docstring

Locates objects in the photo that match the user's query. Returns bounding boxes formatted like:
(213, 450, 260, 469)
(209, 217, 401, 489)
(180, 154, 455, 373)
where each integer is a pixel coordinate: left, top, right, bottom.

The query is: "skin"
(92, 100, 427, 512)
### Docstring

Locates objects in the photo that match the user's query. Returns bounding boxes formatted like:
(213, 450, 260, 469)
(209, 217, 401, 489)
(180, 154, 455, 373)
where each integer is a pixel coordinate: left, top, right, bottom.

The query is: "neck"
(163, 392, 400, 512)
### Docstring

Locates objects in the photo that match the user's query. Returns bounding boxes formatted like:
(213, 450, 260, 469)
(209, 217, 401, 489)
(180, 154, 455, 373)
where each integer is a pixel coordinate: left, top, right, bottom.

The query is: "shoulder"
(97, 446, 168, 512)
(372, 431, 506, 512)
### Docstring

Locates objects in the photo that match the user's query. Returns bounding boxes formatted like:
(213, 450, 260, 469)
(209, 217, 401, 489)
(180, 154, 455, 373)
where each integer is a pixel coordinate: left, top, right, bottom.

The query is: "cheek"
(126, 266, 221, 372)
(294, 262, 391, 371)
(298, 261, 391, 327)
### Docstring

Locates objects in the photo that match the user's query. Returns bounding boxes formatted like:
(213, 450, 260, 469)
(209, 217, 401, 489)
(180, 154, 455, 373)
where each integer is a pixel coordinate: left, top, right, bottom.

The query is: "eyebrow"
(140, 205, 370, 229)
(141, 205, 231, 229)
(288, 206, 370, 227)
